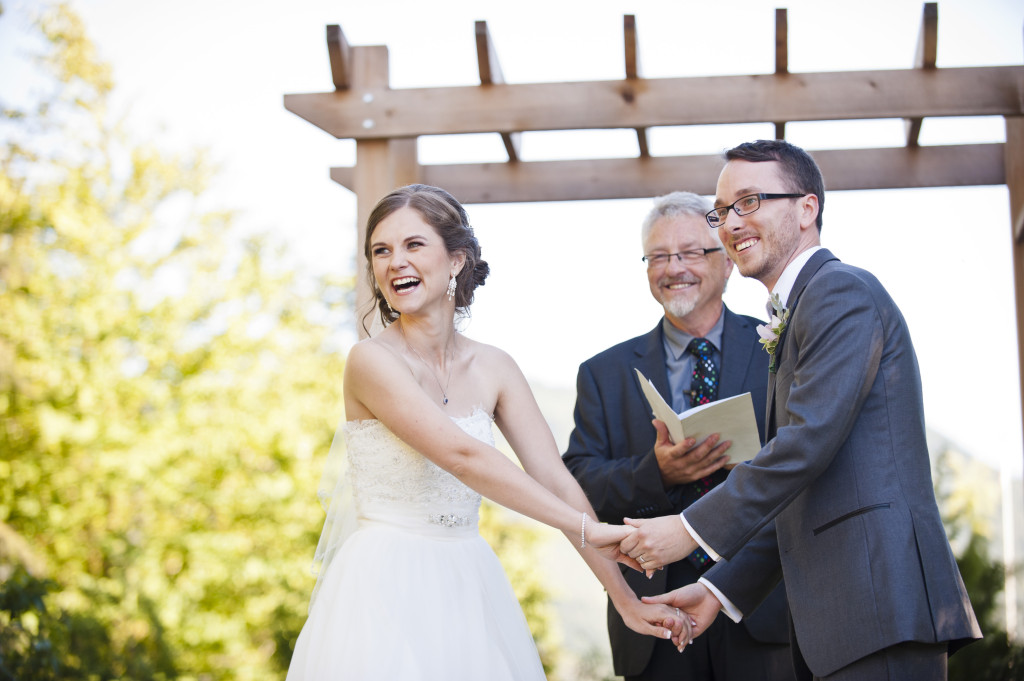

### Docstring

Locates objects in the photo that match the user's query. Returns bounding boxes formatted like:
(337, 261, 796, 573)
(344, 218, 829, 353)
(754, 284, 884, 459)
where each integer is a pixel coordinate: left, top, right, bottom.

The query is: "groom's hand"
(642, 583, 721, 651)
(620, 515, 697, 572)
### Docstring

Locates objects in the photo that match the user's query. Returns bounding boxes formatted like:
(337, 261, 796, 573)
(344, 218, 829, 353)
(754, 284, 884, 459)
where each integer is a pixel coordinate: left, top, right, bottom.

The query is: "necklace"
(401, 329, 455, 407)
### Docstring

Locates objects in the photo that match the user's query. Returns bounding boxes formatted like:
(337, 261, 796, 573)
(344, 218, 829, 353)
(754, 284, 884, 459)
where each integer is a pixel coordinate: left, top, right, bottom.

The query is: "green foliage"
(942, 532, 1024, 679)
(0, 567, 63, 681)
(933, 450, 1024, 680)
(0, 3, 347, 678)
(948, 532, 1024, 681)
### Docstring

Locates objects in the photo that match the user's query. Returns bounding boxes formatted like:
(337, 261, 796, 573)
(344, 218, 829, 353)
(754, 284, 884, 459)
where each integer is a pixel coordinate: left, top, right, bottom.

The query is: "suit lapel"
(718, 307, 754, 398)
(631, 324, 670, 406)
(765, 248, 839, 434)
(782, 248, 837, 320)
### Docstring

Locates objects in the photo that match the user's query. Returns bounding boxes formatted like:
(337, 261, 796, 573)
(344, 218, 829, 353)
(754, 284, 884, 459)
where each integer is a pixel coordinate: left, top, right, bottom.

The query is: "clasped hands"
(582, 424, 733, 649)
(586, 513, 716, 651)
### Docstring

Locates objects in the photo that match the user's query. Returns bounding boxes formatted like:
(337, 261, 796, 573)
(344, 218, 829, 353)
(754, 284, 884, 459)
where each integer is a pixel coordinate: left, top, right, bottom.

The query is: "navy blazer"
(564, 305, 789, 676)
(688, 250, 982, 676)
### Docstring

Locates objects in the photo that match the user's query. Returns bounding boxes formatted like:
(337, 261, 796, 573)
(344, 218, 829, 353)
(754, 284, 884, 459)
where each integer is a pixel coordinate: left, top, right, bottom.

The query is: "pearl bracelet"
(580, 512, 587, 549)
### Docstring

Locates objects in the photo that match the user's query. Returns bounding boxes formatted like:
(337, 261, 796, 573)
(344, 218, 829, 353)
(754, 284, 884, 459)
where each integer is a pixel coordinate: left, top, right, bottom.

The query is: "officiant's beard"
(661, 278, 727, 321)
(663, 298, 697, 319)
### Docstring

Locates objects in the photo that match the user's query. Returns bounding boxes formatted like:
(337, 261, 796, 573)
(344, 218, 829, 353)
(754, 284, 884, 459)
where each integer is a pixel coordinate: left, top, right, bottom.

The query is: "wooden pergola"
(284, 4, 1024, 460)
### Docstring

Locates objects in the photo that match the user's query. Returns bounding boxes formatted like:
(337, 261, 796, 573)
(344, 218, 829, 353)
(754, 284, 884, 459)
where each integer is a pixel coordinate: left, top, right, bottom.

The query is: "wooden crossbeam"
(475, 21, 520, 162)
(905, 3, 938, 147)
(285, 64, 1024, 140)
(774, 8, 788, 141)
(326, 24, 352, 91)
(623, 15, 650, 157)
(329, 143, 1006, 203)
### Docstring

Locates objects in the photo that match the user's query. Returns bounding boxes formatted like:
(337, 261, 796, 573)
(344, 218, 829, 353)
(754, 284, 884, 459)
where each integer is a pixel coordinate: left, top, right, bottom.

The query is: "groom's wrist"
(678, 512, 720, 561)
(698, 577, 741, 622)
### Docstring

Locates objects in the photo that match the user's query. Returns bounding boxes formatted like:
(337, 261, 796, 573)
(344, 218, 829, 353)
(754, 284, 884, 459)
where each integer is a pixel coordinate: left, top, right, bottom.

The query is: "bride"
(286, 184, 689, 679)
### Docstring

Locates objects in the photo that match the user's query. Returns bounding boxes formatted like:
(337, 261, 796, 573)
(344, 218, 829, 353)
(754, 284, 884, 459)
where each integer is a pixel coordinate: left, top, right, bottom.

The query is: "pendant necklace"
(402, 330, 455, 407)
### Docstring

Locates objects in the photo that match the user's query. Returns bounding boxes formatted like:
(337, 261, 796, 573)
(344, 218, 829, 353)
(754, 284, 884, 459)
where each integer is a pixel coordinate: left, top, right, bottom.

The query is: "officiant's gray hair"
(640, 191, 723, 249)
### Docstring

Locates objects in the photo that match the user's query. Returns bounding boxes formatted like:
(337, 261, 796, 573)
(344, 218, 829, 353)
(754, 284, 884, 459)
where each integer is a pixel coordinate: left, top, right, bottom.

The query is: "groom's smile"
(735, 237, 758, 253)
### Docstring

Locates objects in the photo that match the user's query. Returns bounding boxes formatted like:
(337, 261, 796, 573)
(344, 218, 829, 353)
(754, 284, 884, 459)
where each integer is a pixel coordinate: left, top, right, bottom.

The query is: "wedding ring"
(638, 555, 646, 563)
(675, 608, 681, 617)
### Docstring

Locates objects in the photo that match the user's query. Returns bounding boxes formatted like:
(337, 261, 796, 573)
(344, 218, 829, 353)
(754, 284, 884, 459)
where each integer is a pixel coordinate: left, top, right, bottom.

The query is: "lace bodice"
(342, 410, 492, 517)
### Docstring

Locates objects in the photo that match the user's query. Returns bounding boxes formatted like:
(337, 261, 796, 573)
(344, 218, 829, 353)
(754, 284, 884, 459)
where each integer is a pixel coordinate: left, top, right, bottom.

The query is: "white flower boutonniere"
(757, 293, 790, 374)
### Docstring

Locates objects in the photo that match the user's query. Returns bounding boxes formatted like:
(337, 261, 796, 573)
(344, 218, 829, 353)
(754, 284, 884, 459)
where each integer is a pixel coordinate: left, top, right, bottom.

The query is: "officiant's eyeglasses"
(642, 248, 722, 268)
(705, 193, 807, 228)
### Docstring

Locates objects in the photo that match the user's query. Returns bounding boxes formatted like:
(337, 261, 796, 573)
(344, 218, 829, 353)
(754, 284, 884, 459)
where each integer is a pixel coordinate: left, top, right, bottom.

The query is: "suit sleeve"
(563, 361, 677, 523)
(686, 269, 884, 558)
(703, 520, 784, 617)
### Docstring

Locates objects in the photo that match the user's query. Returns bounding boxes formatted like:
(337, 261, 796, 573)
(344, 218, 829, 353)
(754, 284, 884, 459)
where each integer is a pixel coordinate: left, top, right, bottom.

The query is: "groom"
(623, 140, 981, 680)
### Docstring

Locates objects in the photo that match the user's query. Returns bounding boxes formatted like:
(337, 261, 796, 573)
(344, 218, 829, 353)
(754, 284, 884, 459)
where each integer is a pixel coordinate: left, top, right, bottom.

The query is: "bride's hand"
(585, 521, 646, 571)
(614, 597, 694, 649)
(584, 518, 630, 548)
(584, 521, 644, 568)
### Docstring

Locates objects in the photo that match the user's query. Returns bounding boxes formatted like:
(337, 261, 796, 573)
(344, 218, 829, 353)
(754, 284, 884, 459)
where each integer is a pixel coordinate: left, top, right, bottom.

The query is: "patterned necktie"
(686, 338, 718, 572)
(688, 338, 718, 407)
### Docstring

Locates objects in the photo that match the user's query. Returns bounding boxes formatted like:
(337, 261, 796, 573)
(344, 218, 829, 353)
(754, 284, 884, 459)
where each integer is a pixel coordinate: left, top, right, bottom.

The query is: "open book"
(634, 368, 762, 464)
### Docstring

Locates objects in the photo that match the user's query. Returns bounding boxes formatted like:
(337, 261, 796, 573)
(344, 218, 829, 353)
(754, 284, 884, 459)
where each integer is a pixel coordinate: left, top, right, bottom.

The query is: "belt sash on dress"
(357, 503, 480, 539)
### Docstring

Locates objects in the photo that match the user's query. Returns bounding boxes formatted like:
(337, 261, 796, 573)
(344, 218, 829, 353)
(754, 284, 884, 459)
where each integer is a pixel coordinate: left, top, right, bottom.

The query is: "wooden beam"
(904, 3, 938, 147)
(330, 143, 1005, 203)
(475, 21, 521, 162)
(326, 24, 351, 91)
(624, 14, 650, 157)
(774, 8, 788, 141)
(285, 65, 1024, 140)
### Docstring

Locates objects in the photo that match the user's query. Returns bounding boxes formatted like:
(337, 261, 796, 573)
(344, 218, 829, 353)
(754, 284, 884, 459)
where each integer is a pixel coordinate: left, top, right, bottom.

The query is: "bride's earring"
(446, 273, 457, 301)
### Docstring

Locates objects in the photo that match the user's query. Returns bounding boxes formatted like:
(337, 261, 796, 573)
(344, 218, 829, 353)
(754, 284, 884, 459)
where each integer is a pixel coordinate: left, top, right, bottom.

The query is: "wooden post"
(623, 15, 650, 157)
(349, 45, 419, 337)
(774, 8, 788, 140)
(476, 21, 521, 162)
(904, 3, 938, 147)
(1006, 114, 1024, 639)
(1007, 117, 1024, 455)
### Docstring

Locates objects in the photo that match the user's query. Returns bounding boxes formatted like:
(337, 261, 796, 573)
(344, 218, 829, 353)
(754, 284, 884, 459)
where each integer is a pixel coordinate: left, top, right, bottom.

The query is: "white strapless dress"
(286, 410, 546, 680)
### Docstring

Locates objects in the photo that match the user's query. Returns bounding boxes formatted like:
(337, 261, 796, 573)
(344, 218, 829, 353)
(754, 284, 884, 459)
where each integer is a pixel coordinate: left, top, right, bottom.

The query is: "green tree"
(1, 4, 347, 678)
(933, 448, 1024, 680)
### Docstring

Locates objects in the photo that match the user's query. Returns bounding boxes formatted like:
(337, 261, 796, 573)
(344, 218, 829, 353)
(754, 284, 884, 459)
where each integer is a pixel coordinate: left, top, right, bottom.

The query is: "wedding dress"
(286, 409, 546, 680)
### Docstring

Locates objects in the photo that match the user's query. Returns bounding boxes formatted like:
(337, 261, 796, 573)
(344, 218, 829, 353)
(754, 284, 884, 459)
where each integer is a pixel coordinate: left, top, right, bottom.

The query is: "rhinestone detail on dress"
(428, 513, 471, 527)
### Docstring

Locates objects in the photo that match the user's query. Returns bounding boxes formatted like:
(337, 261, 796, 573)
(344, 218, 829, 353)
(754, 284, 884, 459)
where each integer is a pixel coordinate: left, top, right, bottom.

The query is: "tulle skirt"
(286, 516, 546, 680)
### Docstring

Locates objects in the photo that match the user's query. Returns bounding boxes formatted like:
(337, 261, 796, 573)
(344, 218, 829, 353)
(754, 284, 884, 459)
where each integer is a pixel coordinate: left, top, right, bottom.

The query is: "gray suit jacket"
(688, 249, 981, 676)
(564, 306, 790, 677)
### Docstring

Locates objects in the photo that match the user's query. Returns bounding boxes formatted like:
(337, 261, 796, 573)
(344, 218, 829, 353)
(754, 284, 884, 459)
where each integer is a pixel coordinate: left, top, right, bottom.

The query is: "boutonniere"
(757, 293, 790, 374)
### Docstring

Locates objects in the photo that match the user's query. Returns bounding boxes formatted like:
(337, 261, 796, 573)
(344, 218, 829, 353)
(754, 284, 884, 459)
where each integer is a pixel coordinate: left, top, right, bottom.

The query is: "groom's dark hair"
(726, 140, 825, 232)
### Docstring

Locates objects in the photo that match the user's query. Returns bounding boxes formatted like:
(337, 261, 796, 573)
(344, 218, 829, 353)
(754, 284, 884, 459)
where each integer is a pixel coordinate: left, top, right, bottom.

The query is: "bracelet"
(580, 512, 588, 549)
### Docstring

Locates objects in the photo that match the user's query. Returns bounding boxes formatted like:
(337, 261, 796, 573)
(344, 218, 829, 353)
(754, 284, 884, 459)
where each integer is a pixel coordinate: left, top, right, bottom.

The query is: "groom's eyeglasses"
(642, 248, 722, 268)
(705, 193, 807, 228)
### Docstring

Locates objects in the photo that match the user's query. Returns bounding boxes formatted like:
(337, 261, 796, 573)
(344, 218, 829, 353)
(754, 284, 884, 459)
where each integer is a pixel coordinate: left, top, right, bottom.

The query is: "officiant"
(563, 191, 795, 681)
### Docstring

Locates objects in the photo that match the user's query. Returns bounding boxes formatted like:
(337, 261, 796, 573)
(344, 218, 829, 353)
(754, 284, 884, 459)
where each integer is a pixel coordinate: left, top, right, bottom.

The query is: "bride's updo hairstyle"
(363, 184, 490, 330)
